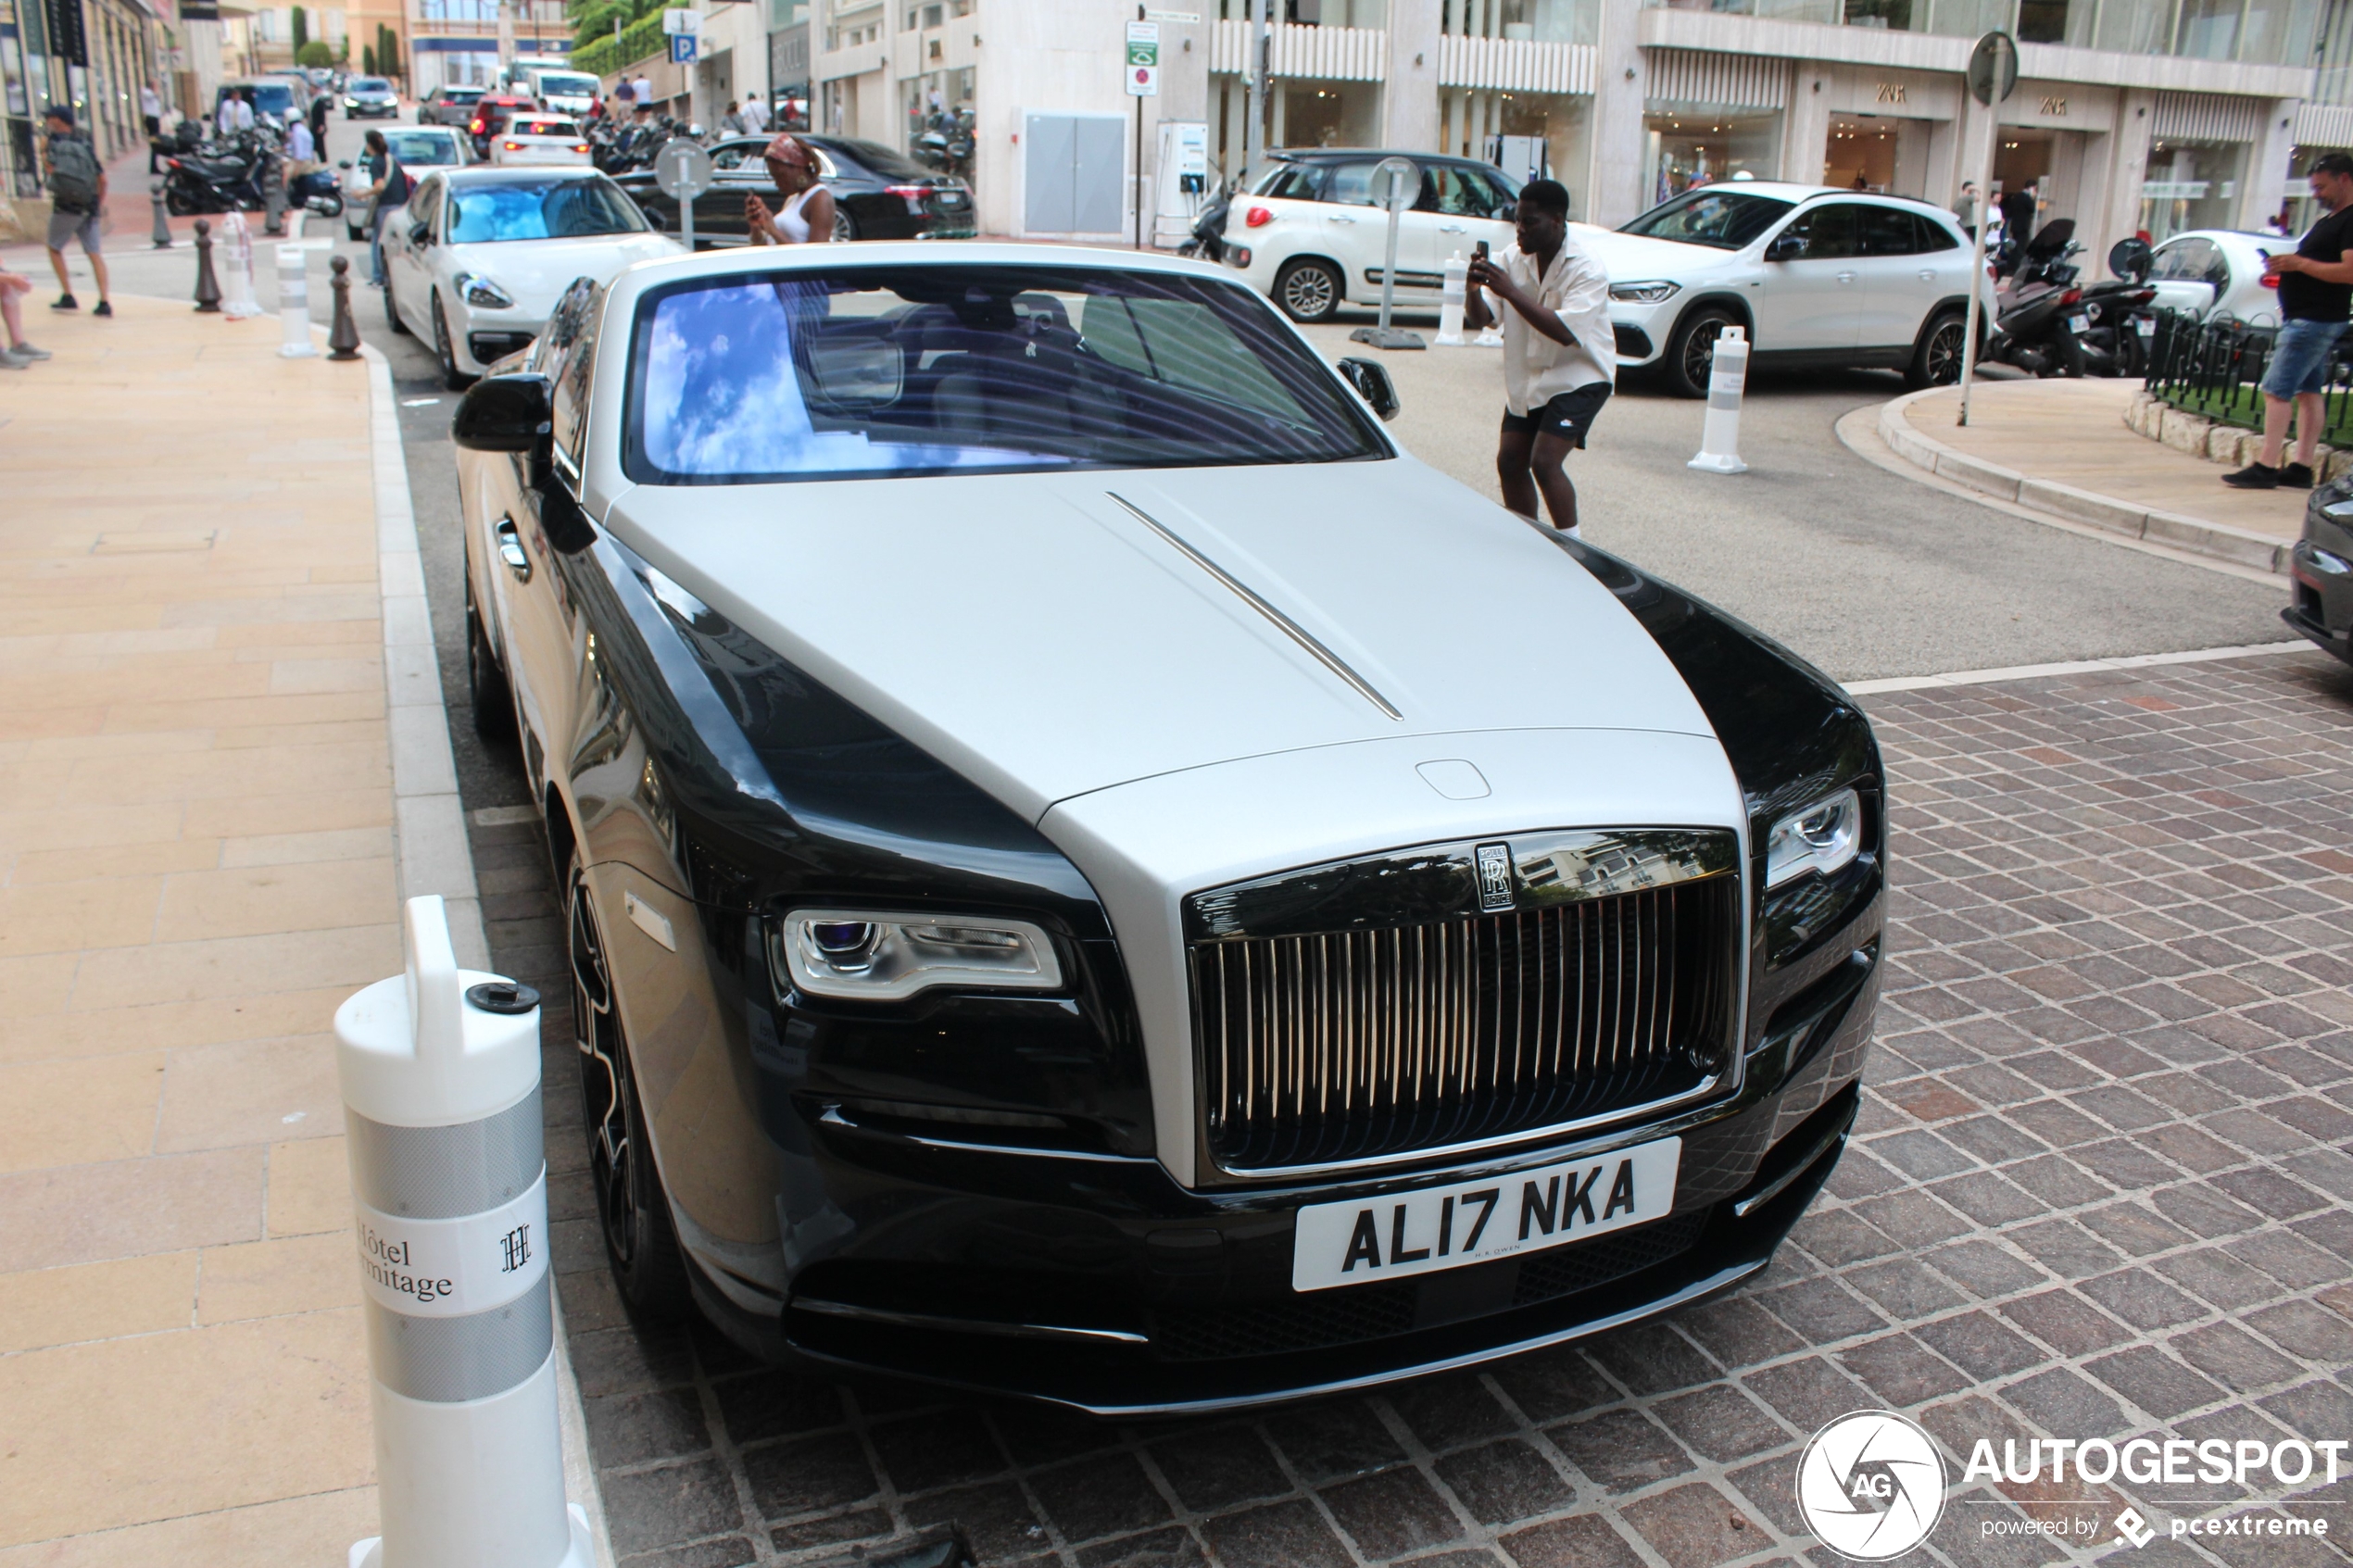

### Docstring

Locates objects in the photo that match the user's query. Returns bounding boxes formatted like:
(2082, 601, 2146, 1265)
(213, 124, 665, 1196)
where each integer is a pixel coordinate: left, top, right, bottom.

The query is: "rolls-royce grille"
(1191, 876, 1737, 1174)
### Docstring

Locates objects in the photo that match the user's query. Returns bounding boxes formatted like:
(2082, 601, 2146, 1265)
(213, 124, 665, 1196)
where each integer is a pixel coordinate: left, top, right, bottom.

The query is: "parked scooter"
(2075, 237, 2158, 377)
(286, 163, 344, 219)
(161, 128, 270, 215)
(912, 109, 974, 181)
(1982, 219, 2091, 377)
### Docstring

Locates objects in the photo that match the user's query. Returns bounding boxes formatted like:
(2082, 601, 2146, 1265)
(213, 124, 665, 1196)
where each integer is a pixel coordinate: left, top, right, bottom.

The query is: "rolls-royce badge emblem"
(1475, 842, 1514, 912)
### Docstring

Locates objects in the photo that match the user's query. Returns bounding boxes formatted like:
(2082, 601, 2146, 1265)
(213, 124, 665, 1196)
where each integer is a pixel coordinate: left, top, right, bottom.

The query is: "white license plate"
(2135, 318, 2156, 335)
(1290, 1136, 1681, 1293)
(2069, 313, 2091, 333)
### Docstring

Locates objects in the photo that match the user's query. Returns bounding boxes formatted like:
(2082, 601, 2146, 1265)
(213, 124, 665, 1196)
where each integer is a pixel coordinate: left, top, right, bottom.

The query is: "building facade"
(3, 0, 166, 201)
(798, 0, 2349, 276)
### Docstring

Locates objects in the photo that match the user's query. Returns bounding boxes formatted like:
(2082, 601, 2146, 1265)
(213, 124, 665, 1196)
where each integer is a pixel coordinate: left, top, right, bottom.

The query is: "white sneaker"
(9, 342, 51, 360)
(0, 348, 29, 370)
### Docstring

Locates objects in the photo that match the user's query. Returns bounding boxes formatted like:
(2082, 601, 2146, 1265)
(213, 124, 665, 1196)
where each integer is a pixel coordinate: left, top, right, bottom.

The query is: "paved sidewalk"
(1903, 380, 2306, 541)
(0, 296, 389, 1563)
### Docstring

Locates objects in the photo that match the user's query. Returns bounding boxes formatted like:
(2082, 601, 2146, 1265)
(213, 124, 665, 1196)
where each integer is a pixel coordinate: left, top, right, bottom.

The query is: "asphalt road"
(74, 127, 2286, 717)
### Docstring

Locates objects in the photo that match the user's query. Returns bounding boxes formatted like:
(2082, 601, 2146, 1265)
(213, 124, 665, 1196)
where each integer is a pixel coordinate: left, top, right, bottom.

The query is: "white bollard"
(276, 244, 317, 358)
(1686, 324, 1751, 474)
(1437, 250, 1468, 345)
(335, 896, 593, 1568)
(220, 211, 264, 320)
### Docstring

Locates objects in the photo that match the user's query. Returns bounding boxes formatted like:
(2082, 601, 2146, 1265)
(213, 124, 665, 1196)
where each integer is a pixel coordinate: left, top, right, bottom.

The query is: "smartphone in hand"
(1474, 240, 1491, 261)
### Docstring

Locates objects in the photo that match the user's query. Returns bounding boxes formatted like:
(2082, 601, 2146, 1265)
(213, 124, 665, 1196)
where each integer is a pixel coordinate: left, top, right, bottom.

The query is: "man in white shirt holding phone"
(1464, 179, 1616, 537)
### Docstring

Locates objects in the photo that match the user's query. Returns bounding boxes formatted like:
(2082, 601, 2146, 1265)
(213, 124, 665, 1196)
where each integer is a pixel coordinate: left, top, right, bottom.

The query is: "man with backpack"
(41, 106, 112, 318)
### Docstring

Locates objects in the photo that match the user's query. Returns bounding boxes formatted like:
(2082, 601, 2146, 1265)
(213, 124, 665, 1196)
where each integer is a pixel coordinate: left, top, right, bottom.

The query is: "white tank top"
(773, 184, 819, 244)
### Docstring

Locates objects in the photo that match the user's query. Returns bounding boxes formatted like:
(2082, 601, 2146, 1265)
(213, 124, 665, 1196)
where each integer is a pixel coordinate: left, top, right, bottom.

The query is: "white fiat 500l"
(1227, 150, 1522, 324)
(1579, 182, 1992, 396)
(382, 166, 681, 387)
(447, 244, 1885, 1414)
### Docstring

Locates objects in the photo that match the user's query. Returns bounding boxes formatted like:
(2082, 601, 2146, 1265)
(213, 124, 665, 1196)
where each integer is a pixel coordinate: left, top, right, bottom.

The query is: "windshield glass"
(386, 130, 460, 163)
(228, 84, 298, 116)
(352, 78, 391, 93)
(446, 178, 647, 242)
(512, 119, 578, 136)
(535, 71, 598, 97)
(624, 265, 1389, 484)
(1620, 189, 1794, 249)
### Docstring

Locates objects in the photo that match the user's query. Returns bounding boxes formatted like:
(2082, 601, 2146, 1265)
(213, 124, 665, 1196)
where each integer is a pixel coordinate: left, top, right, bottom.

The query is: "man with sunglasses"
(745, 133, 837, 245)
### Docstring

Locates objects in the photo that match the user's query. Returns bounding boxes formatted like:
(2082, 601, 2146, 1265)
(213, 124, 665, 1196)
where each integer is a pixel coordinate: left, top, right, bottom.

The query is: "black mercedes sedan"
(2288, 477, 2353, 666)
(451, 244, 1881, 1414)
(613, 133, 976, 245)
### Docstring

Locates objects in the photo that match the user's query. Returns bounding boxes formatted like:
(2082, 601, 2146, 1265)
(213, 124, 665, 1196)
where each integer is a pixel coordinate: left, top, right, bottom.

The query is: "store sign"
(2143, 180, 2210, 199)
(1875, 82, 1906, 104)
(2041, 96, 2066, 116)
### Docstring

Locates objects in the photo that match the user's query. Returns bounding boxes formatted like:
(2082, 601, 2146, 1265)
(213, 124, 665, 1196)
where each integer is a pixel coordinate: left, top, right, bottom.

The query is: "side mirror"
(409, 220, 431, 245)
(1336, 356, 1400, 421)
(453, 372, 552, 454)
(1765, 232, 1806, 262)
(2108, 236, 2152, 282)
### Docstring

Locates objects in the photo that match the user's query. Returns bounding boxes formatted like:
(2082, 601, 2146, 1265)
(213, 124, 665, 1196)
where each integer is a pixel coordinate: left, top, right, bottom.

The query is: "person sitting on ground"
(0, 265, 55, 368)
(745, 132, 836, 245)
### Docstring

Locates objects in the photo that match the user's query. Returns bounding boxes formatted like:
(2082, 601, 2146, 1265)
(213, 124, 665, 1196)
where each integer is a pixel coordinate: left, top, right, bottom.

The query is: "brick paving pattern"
(462, 649, 2353, 1568)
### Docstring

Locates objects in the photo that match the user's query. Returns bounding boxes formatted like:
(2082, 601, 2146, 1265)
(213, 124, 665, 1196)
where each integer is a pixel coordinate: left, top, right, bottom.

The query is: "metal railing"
(2145, 308, 2353, 439)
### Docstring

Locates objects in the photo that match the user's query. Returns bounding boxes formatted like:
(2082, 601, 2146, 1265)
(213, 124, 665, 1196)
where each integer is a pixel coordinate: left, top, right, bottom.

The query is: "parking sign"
(1126, 20, 1159, 96)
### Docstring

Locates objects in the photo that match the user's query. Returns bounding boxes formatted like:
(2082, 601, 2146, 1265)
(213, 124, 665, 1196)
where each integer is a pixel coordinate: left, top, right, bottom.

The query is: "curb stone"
(1876, 389, 2296, 574)
(357, 334, 622, 1568)
(2123, 386, 2353, 480)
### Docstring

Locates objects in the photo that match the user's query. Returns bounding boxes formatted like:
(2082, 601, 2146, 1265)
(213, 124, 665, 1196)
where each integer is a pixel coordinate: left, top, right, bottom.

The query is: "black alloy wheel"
(431, 295, 469, 391)
(1907, 311, 1967, 390)
(1274, 257, 1342, 324)
(1667, 307, 1739, 399)
(464, 575, 512, 740)
(570, 853, 692, 1319)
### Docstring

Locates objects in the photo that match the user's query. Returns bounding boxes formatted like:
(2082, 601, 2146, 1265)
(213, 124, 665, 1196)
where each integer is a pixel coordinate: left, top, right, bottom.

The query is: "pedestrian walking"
(141, 82, 164, 172)
(721, 99, 747, 134)
(741, 94, 770, 133)
(308, 87, 330, 155)
(633, 74, 653, 111)
(1462, 179, 1614, 537)
(40, 106, 112, 318)
(613, 77, 635, 113)
(359, 128, 412, 287)
(1953, 181, 1977, 238)
(2226, 152, 2353, 490)
(745, 132, 836, 245)
(0, 265, 55, 369)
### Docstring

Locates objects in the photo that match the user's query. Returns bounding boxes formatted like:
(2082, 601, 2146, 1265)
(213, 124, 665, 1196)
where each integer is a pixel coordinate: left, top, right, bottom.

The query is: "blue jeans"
(369, 205, 389, 285)
(2261, 318, 2347, 398)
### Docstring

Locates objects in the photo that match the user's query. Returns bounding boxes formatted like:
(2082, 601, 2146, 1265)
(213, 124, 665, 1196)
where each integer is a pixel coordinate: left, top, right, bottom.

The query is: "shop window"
(2174, 0, 2240, 57)
(2017, 0, 2070, 42)
(1841, 0, 1911, 30)
(1644, 109, 1781, 203)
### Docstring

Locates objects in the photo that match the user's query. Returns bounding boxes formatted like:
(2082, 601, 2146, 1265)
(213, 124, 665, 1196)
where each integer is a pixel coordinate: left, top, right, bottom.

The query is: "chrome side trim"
(815, 1105, 1156, 1164)
(789, 1297, 1151, 1347)
(1106, 491, 1403, 721)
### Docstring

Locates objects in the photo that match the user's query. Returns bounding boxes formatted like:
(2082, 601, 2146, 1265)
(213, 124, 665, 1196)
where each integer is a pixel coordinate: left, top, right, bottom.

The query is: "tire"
(570, 850, 693, 1321)
(465, 575, 512, 741)
(1664, 307, 1741, 399)
(432, 295, 470, 391)
(385, 280, 409, 333)
(1906, 310, 1967, 390)
(1273, 257, 1342, 324)
(164, 182, 199, 217)
(832, 207, 858, 243)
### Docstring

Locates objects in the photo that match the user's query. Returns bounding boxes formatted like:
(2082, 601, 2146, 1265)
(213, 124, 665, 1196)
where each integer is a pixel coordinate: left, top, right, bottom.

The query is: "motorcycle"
(2073, 236, 2158, 377)
(1982, 219, 2092, 378)
(912, 109, 974, 181)
(286, 163, 344, 219)
(161, 128, 270, 215)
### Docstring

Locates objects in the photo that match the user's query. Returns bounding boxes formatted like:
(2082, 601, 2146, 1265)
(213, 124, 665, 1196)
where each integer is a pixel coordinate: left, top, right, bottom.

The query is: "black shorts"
(1502, 383, 1611, 449)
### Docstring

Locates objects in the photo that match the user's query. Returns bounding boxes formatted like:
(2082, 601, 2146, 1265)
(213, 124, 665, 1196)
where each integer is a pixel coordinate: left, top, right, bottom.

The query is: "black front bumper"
(684, 945, 1876, 1415)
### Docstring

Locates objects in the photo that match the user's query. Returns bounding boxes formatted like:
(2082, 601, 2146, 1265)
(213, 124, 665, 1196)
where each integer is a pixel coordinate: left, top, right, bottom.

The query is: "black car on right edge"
(611, 133, 975, 244)
(2287, 477, 2353, 664)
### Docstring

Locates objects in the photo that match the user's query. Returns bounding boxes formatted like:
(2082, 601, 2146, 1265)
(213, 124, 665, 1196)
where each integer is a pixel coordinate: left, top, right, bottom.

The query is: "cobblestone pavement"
(462, 648, 2353, 1568)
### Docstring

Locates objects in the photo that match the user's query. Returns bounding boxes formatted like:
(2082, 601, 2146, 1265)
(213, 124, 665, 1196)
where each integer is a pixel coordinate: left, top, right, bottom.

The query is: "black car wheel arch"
(1909, 309, 1969, 389)
(1664, 301, 1749, 398)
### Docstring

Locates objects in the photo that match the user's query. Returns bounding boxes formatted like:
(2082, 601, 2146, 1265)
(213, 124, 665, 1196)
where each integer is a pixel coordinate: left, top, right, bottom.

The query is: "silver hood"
(605, 455, 1718, 823)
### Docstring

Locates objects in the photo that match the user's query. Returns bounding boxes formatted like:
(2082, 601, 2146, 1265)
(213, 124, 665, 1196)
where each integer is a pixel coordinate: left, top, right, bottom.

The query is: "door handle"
(495, 517, 531, 582)
(1329, 213, 1357, 224)
(1439, 221, 1467, 232)
(1836, 270, 1858, 283)
(1918, 269, 1936, 281)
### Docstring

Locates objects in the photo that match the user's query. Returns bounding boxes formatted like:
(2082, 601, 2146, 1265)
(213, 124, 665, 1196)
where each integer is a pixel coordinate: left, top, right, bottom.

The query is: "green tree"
(297, 39, 333, 67)
(291, 5, 308, 52)
(362, 43, 376, 73)
(375, 23, 401, 82)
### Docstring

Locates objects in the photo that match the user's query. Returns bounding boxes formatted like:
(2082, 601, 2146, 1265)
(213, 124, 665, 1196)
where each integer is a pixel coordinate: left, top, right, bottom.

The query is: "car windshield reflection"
(447, 179, 648, 243)
(1621, 190, 1794, 250)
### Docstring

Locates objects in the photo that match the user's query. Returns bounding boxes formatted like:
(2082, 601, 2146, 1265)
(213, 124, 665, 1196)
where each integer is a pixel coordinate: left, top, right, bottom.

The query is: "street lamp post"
(1957, 30, 2017, 429)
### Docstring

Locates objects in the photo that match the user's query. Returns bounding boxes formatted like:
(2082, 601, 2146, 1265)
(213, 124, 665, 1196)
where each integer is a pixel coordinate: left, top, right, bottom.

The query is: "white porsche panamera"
(382, 165, 681, 388)
(447, 243, 1886, 1413)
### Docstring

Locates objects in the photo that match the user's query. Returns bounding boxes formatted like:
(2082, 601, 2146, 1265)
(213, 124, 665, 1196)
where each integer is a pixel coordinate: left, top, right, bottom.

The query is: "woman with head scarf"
(745, 133, 837, 245)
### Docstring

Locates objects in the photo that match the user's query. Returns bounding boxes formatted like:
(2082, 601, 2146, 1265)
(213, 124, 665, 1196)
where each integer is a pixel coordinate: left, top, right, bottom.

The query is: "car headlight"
(1764, 787, 1863, 889)
(344, 96, 359, 107)
(455, 272, 514, 308)
(2317, 494, 2353, 525)
(772, 910, 1063, 1001)
(1609, 280, 1680, 305)
(2303, 543, 2352, 575)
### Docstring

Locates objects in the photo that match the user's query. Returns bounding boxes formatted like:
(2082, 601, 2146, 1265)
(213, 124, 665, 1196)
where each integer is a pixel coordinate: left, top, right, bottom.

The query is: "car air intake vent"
(1187, 833, 1739, 1179)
